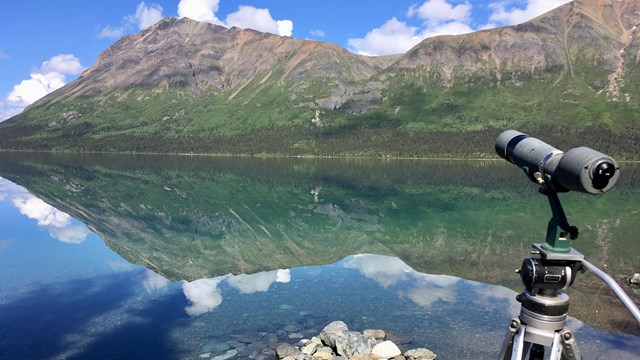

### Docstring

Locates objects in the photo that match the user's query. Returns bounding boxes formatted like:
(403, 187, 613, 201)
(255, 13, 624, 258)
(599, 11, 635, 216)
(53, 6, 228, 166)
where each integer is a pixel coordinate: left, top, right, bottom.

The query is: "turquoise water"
(0, 153, 639, 359)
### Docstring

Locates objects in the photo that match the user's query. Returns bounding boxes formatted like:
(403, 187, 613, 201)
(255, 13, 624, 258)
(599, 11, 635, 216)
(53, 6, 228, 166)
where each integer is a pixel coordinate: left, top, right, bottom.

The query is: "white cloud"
(488, 0, 571, 27)
(98, 25, 125, 39)
(276, 20, 293, 37)
(310, 29, 325, 38)
(177, 0, 222, 24)
(183, 277, 225, 316)
(41, 54, 85, 76)
(0, 100, 23, 122)
(98, 1, 164, 39)
(348, 18, 423, 56)
(11, 193, 90, 244)
(408, 0, 472, 27)
(131, 2, 164, 29)
(227, 269, 291, 294)
(348, 0, 569, 56)
(5, 54, 84, 110)
(177, 1, 292, 36)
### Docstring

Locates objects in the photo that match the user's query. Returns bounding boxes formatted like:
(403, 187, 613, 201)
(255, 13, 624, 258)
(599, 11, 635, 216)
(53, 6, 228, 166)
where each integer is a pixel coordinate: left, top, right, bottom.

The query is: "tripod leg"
(559, 328, 581, 360)
(498, 318, 524, 360)
(547, 328, 581, 360)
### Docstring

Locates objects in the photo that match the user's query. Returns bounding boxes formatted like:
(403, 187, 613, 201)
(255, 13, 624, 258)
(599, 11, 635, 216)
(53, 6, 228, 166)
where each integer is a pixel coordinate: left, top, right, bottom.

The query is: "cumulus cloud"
(487, 0, 571, 27)
(98, 1, 164, 39)
(408, 0, 472, 27)
(224, 6, 292, 36)
(177, 0, 222, 24)
(348, 0, 569, 55)
(183, 277, 225, 316)
(5, 54, 84, 112)
(227, 269, 291, 294)
(177, 0, 292, 36)
(348, 18, 423, 56)
(11, 192, 90, 244)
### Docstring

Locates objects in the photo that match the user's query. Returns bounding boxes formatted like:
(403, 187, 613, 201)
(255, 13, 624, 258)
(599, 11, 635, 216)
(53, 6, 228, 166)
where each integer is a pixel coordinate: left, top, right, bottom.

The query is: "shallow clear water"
(0, 153, 639, 359)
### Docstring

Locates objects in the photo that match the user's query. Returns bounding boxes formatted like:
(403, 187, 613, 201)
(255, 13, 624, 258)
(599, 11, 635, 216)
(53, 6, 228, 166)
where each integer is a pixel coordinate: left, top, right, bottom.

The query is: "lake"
(0, 152, 638, 359)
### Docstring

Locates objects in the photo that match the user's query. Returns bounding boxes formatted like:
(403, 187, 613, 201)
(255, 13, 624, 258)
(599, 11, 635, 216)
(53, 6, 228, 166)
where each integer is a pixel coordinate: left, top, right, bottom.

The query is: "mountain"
(1, 0, 639, 158)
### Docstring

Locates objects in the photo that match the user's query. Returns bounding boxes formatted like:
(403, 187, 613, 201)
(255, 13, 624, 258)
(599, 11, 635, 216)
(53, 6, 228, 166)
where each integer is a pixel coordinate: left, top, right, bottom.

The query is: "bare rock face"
(61, 17, 392, 101)
(48, 0, 640, 105)
(391, 0, 640, 88)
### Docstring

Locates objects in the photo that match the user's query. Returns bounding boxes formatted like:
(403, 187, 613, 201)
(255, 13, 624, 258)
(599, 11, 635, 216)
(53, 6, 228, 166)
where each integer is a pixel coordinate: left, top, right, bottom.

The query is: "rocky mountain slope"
(1, 0, 639, 158)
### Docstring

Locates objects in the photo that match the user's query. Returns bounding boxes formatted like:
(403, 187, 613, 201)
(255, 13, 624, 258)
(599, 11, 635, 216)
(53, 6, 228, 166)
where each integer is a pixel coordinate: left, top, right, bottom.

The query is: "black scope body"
(495, 130, 620, 194)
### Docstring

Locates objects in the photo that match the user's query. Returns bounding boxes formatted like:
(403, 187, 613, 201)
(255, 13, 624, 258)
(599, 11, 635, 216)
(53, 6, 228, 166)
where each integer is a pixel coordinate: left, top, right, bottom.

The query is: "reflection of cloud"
(470, 280, 520, 317)
(143, 270, 169, 293)
(11, 193, 90, 244)
(183, 277, 226, 316)
(227, 269, 290, 294)
(105, 259, 137, 272)
(407, 273, 460, 308)
(343, 254, 411, 287)
(47, 224, 91, 244)
(12, 196, 70, 227)
(567, 316, 584, 333)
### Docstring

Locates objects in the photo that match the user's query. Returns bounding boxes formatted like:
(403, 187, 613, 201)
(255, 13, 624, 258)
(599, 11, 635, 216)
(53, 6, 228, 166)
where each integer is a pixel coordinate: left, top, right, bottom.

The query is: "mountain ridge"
(2, 0, 639, 158)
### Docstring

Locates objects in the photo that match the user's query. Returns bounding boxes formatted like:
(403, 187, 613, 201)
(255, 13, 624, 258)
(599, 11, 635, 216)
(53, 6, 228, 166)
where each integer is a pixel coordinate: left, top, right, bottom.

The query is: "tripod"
(498, 190, 640, 360)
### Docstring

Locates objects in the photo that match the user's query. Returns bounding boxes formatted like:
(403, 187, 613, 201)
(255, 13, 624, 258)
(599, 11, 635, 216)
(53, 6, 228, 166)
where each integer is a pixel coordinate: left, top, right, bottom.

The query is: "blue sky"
(0, 0, 570, 121)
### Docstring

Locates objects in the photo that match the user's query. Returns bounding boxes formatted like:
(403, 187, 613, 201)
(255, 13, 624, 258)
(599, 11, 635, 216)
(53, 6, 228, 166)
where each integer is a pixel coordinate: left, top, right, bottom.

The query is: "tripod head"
(496, 130, 640, 359)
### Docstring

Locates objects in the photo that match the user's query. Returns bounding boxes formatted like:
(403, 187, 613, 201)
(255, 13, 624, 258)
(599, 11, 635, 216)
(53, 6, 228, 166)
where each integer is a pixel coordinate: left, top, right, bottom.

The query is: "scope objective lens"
(592, 162, 616, 190)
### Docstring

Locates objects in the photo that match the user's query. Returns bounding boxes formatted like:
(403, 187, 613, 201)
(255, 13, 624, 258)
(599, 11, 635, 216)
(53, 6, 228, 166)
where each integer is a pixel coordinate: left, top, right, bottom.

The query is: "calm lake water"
(0, 152, 639, 359)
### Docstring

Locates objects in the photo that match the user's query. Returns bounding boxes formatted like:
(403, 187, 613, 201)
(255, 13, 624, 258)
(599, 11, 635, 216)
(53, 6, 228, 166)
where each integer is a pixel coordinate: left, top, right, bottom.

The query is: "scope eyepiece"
(495, 130, 620, 194)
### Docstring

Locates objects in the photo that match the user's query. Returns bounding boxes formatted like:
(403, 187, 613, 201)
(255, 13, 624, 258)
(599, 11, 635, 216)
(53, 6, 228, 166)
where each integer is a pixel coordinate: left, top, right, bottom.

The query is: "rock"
(363, 330, 386, 341)
(372, 341, 402, 358)
(351, 354, 382, 360)
(630, 273, 640, 285)
(349, 353, 385, 360)
(276, 343, 301, 359)
(320, 321, 349, 348)
(302, 342, 319, 355)
(211, 349, 238, 360)
(334, 331, 371, 357)
(405, 348, 437, 360)
(232, 332, 261, 344)
(313, 353, 334, 360)
(315, 346, 334, 354)
(201, 341, 230, 354)
(284, 324, 303, 332)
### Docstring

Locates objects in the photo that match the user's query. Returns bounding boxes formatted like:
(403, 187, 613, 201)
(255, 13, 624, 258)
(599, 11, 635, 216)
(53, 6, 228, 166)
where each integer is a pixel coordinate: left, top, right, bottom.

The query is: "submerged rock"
(274, 320, 436, 360)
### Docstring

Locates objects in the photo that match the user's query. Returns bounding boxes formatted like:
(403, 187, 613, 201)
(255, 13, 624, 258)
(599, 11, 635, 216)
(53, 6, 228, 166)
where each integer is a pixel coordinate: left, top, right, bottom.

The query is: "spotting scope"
(495, 130, 619, 194)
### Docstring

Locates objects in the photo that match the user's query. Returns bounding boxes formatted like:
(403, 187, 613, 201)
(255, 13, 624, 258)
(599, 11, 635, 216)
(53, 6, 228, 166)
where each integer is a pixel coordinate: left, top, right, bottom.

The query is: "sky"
(0, 0, 571, 122)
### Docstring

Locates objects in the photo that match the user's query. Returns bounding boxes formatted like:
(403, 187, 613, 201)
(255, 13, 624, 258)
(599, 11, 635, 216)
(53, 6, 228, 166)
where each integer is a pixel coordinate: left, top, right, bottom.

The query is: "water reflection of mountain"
(0, 152, 639, 334)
